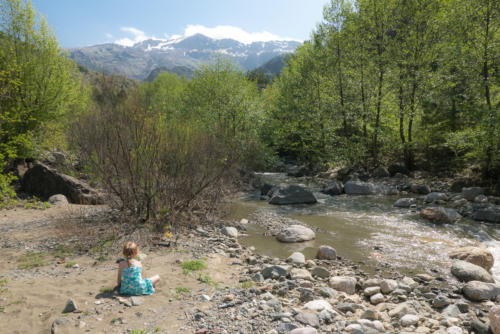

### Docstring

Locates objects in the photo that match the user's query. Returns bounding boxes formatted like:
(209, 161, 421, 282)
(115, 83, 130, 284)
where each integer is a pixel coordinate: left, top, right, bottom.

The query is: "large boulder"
(316, 245, 337, 260)
(321, 180, 344, 196)
(450, 178, 473, 193)
(344, 181, 397, 196)
(449, 247, 494, 271)
(463, 281, 500, 301)
(451, 260, 494, 283)
(472, 206, 500, 223)
(420, 207, 462, 224)
(462, 187, 484, 201)
(277, 225, 316, 243)
(22, 163, 103, 204)
(269, 185, 317, 205)
(424, 192, 448, 203)
(394, 198, 417, 208)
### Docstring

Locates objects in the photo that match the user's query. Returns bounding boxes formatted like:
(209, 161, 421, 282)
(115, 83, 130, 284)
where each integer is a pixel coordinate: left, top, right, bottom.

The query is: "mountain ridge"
(68, 33, 300, 81)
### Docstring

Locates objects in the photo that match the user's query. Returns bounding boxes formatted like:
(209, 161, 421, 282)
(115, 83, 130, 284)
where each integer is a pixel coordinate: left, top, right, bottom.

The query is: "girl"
(118, 241, 160, 295)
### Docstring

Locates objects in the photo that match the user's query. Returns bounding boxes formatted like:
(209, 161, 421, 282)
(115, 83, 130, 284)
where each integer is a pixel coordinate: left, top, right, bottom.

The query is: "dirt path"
(0, 205, 242, 334)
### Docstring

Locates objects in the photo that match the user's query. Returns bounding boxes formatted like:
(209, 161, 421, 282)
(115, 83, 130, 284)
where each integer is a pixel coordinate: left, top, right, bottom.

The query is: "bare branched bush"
(73, 75, 238, 230)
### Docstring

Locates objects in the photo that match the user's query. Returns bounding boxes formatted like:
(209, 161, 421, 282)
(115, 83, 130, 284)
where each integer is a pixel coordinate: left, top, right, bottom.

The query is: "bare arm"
(117, 263, 123, 286)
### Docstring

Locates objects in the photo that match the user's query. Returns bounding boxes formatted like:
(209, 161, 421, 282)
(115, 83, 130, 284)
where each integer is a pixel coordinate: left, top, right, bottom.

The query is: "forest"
(0, 0, 499, 222)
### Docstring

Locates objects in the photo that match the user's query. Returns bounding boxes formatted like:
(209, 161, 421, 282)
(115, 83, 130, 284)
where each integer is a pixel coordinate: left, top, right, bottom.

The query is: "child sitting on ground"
(117, 241, 160, 295)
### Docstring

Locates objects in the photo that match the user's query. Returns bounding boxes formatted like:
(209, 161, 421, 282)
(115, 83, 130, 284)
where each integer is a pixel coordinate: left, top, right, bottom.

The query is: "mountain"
(68, 34, 300, 81)
(252, 54, 291, 79)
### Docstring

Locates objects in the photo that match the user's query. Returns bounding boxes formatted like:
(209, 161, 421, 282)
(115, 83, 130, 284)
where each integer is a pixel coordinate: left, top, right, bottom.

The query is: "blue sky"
(31, 0, 328, 48)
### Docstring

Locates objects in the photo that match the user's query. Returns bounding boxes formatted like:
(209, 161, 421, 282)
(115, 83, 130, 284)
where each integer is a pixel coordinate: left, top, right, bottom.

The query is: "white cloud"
(183, 25, 297, 44)
(105, 33, 113, 39)
(115, 27, 164, 47)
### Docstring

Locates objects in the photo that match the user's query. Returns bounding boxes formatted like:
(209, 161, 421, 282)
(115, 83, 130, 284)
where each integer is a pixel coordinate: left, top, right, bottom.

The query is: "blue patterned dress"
(120, 262, 155, 296)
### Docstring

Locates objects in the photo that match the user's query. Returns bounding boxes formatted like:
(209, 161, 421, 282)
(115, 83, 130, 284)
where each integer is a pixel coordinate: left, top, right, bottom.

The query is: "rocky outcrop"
(450, 260, 494, 283)
(424, 192, 448, 203)
(269, 185, 317, 205)
(420, 206, 461, 224)
(410, 183, 431, 195)
(449, 247, 494, 271)
(22, 163, 103, 204)
(344, 181, 397, 196)
(277, 225, 316, 243)
(472, 205, 500, 223)
(462, 187, 484, 201)
(320, 180, 344, 196)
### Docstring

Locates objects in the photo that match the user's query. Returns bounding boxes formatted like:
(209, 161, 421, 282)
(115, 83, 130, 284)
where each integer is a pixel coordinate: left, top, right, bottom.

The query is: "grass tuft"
(180, 260, 206, 275)
(17, 252, 47, 269)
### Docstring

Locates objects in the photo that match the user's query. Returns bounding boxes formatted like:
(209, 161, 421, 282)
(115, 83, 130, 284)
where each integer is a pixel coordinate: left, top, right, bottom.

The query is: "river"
(229, 173, 500, 280)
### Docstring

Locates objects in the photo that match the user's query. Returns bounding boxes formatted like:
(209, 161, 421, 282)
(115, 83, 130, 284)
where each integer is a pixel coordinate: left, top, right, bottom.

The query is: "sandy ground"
(0, 205, 241, 334)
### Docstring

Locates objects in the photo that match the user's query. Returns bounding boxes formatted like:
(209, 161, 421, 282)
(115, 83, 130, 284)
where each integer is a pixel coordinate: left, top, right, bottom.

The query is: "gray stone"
(288, 252, 306, 264)
(424, 192, 448, 203)
(400, 314, 419, 327)
(316, 245, 337, 260)
(463, 281, 500, 301)
(394, 198, 417, 208)
(432, 295, 451, 309)
(303, 299, 333, 312)
(472, 205, 500, 223)
(295, 312, 320, 328)
(277, 225, 315, 243)
(380, 279, 398, 294)
(62, 298, 77, 313)
(262, 265, 289, 279)
(222, 226, 238, 238)
(410, 183, 431, 195)
(315, 286, 337, 298)
(48, 194, 68, 205)
(420, 206, 462, 224)
(370, 293, 385, 305)
(388, 302, 417, 319)
(441, 304, 461, 318)
(329, 276, 356, 294)
(364, 286, 381, 297)
(311, 266, 330, 278)
(269, 185, 317, 205)
(462, 187, 484, 201)
(321, 180, 344, 196)
(451, 260, 494, 283)
(51, 317, 72, 334)
(290, 268, 313, 281)
(449, 246, 494, 271)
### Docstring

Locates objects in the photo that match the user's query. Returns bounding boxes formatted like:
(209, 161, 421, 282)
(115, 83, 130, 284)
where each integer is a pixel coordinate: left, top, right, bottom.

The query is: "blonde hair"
(123, 241, 138, 264)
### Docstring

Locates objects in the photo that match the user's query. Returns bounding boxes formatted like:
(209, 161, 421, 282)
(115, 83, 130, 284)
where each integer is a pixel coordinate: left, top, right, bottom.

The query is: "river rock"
(462, 187, 484, 201)
(22, 163, 103, 204)
(472, 205, 500, 223)
(370, 293, 385, 304)
(401, 314, 420, 327)
(380, 279, 398, 294)
(388, 302, 417, 318)
(420, 206, 462, 224)
(222, 226, 238, 238)
(48, 194, 69, 205)
(410, 183, 431, 195)
(344, 181, 397, 195)
(262, 265, 289, 279)
(62, 298, 77, 313)
(277, 225, 315, 243)
(295, 312, 320, 328)
(364, 286, 380, 297)
(290, 329, 317, 334)
(394, 198, 417, 208)
(291, 268, 313, 281)
(373, 166, 390, 178)
(304, 299, 333, 312)
(462, 281, 500, 301)
(288, 252, 306, 264)
(268, 185, 317, 205)
(451, 260, 494, 283)
(489, 305, 500, 334)
(51, 317, 72, 334)
(316, 245, 337, 260)
(311, 266, 330, 278)
(329, 276, 356, 294)
(321, 180, 344, 196)
(449, 246, 494, 271)
(424, 192, 449, 203)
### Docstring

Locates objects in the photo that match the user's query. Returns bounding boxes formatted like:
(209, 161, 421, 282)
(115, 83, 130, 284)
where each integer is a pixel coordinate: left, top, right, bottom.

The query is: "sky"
(31, 0, 328, 48)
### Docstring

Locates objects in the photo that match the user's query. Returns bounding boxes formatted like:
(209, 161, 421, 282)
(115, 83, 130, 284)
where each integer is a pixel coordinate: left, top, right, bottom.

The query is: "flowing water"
(229, 173, 500, 279)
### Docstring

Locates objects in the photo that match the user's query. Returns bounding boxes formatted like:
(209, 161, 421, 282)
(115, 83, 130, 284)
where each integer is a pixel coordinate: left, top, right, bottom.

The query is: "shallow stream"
(229, 173, 500, 280)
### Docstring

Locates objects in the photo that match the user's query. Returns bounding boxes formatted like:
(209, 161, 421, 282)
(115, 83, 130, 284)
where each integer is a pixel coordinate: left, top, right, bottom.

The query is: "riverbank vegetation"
(0, 0, 499, 223)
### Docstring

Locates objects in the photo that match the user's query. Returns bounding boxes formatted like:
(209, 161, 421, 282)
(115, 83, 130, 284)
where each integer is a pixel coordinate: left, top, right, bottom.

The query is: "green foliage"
(17, 251, 47, 269)
(180, 260, 206, 275)
(197, 273, 217, 286)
